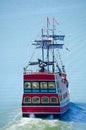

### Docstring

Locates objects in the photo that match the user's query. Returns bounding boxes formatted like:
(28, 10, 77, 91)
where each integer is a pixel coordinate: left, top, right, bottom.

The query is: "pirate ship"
(22, 18, 70, 118)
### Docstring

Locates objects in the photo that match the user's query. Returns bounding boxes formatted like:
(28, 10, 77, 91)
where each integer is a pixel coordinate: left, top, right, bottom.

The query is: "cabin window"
(42, 96, 49, 104)
(32, 82, 39, 89)
(32, 96, 40, 104)
(24, 82, 31, 89)
(24, 97, 31, 104)
(40, 82, 47, 89)
(48, 82, 56, 89)
(50, 97, 58, 104)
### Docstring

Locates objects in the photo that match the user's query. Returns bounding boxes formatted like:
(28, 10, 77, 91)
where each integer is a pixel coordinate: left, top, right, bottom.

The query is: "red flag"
(47, 17, 50, 25)
(53, 18, 59, 25)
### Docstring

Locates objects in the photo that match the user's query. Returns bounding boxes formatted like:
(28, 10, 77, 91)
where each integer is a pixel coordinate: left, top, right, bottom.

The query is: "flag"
(53, 18, 59, 25)
(66, 47, 70, 51)
(47, 17, 50, 25)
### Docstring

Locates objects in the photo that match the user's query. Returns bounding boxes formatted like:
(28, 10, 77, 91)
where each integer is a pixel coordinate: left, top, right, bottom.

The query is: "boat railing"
(24, 68, 61, 74)
(23, 69, 40, 74)
(23, 69, 32, 74)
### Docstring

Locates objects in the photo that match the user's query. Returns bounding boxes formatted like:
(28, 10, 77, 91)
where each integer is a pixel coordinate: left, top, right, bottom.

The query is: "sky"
(0, 0, 86, 106)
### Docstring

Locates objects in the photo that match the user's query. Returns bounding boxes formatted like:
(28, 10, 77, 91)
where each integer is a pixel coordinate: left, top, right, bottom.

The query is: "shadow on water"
(33, 102, 86, 123)
(60, 102, 86, 123)
(50, 102, 86, 123)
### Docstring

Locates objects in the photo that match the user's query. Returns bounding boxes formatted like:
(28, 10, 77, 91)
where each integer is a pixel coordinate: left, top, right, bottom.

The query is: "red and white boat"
(22, 18, 70, 118)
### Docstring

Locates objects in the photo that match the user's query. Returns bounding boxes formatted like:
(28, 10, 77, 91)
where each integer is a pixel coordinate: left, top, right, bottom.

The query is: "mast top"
(24, 18, 65, 73)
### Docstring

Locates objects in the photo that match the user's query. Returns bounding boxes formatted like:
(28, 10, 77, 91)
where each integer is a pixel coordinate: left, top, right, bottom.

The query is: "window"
(50, 97, 58, 104)
(40, 82, 47, 89)
(42, 96, 49, 104)
(24, 82, 31, 89)
(32, 96, 40, 104)
(32, 82, 39, 89)
(24, 97, 31, 104)
(48, 82, 56, 89)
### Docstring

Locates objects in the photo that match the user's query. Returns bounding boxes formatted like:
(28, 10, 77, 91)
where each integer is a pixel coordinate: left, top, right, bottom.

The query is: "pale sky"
(0, 0, 86, 104)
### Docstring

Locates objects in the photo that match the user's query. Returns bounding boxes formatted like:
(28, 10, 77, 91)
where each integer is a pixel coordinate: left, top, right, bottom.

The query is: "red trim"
(22, 103, 69, 114)
(23, 93, 59, 97)
(22, 106, 60, 113)
(24, 73, 55, 81)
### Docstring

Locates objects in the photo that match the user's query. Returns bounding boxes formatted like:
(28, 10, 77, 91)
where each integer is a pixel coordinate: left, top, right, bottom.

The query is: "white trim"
(24, 80, 55, 82)
(22, 102, 69, 108)
(24, 93, 58, 94)
(22, 105, 59, 108)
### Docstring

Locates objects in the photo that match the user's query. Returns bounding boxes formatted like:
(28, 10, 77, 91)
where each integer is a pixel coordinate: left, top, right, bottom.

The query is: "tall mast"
(30, 18, 65, 73)
(47, 17, 49, 71)
(52, 19, 55, 72)
(41, 28, 44, 61)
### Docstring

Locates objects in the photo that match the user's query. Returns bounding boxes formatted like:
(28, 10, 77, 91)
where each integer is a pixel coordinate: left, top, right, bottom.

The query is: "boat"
(22, 17, 70, 118)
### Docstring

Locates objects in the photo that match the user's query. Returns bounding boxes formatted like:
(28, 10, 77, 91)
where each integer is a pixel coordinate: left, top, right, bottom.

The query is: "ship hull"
(22, 102, 70, 118)
(22, 72, 70, 118)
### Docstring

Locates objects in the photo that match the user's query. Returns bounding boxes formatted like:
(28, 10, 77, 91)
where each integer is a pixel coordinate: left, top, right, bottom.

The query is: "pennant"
(66, 47, 70, 51)
(53, 18, 59, 25)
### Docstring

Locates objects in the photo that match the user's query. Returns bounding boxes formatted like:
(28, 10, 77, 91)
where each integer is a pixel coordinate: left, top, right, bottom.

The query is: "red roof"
(24, 72, 55, 81)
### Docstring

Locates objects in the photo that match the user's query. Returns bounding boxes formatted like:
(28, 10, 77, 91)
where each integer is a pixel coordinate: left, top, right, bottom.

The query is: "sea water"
(0, 102, 86, 130)
(0, 83, 86, 130)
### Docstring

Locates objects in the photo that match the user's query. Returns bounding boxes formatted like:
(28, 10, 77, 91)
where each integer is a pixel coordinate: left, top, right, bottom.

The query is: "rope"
(25, 47, 37, 69)
(30, 47, 37, 62)
(49, 48, 62, 67)
(56, 49, 66, 73)
(50, 47, 65, 73)
(56, 49, 63, 67)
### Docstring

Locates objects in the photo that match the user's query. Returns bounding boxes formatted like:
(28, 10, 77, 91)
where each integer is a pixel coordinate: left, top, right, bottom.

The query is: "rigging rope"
(50, 47, 65, 73)
(50, 47, 63, 67)
(56, 49, 63, 67)
(25, 47, 37, 69)
(56, 49, 66, 73)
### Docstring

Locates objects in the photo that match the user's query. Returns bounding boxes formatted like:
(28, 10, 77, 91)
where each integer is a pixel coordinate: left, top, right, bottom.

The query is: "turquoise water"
(0, 102, 86, 130)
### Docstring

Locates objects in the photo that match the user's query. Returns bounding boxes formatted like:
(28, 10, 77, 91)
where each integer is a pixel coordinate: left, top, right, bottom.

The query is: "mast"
(47, 17, 49, 71)
(52, 18, 55, 72)
(28, 18, 65, 73)
(42, 28, 44, 61)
